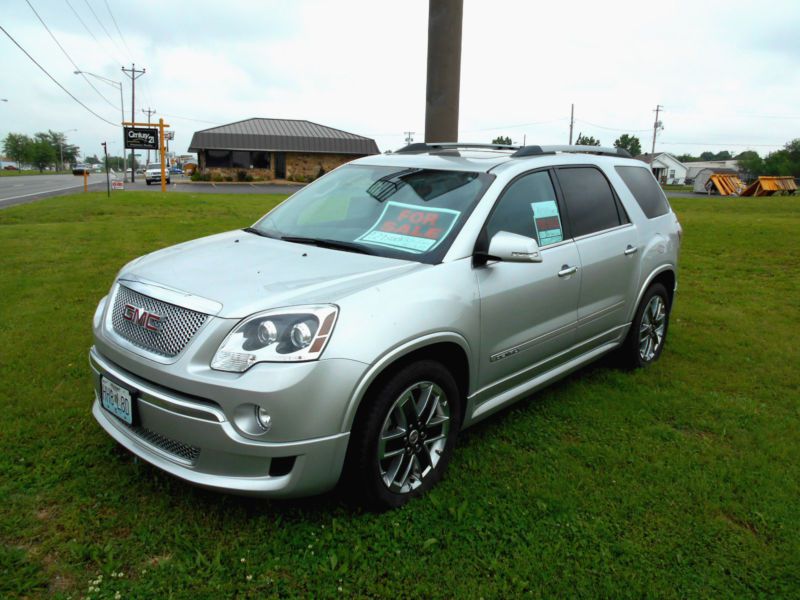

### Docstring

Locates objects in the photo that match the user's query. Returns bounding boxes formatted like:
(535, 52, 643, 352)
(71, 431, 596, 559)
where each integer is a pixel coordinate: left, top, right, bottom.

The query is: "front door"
(476, 170, 580, 393)
(555, 166, 641, 344)
(275, 152, 286, 179)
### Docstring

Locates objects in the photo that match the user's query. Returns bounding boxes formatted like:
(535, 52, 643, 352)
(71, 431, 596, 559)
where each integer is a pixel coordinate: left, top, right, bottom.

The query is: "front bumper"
(90, 347, 351, 498)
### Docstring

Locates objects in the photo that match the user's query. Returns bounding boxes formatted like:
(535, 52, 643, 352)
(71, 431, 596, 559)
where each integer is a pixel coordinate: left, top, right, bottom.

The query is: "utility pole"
(569, 103, 574, 145)
(142, 107, 156, 164)
(121, 63, 145, 182)
(101, 141, 110, 198)
(404, 131, 415, 145)
(424, 0, 463, 142)
(651, 104, 663, 155)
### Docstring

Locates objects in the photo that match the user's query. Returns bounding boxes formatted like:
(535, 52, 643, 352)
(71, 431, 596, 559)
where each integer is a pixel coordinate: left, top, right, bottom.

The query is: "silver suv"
(90, 143, 681, 509)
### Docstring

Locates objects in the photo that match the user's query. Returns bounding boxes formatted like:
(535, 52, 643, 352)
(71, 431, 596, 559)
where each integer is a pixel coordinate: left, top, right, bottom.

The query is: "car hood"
(118, 230, 423, 318)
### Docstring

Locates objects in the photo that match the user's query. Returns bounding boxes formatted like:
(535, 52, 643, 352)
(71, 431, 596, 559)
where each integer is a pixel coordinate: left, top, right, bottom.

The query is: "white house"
(683, 160, 740, 181)
(635, 153, 688, 184)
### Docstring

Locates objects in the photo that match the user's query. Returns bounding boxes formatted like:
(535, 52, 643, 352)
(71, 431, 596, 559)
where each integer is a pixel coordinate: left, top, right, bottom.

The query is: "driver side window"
(486, 171, 565, 246)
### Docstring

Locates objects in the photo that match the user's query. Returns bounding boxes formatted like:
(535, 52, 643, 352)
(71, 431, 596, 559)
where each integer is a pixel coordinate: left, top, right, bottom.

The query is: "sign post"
(101, 141, 110, 197)
(122, 120, 171, 191)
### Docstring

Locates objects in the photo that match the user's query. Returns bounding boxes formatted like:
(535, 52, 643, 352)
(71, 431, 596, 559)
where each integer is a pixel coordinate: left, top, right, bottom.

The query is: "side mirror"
(483, 231, 542, 263)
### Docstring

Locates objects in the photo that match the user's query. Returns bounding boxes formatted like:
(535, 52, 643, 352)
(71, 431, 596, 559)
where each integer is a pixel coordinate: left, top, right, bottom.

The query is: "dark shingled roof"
(188, 118, 379, 155)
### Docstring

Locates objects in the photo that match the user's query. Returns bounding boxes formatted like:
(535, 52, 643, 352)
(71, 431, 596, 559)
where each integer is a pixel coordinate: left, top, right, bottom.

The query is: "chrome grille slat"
(111, 285, 208, 357)
(130, 426, 201, 464)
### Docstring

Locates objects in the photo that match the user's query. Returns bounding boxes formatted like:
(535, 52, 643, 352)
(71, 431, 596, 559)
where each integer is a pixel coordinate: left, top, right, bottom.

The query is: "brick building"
(188, 118, 379, 181)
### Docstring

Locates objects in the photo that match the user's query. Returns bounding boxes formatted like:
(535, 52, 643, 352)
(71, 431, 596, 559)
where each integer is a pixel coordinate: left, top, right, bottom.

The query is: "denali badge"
(122, 303, 163, 332)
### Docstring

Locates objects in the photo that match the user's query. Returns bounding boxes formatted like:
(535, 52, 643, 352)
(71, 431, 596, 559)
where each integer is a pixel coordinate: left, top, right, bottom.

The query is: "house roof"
(635, 152, 683, 165)
(188, 118, 379, 155)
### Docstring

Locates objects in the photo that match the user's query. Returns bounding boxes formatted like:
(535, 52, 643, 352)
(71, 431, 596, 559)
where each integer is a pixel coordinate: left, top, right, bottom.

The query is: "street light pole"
(74, 71, 127, 181)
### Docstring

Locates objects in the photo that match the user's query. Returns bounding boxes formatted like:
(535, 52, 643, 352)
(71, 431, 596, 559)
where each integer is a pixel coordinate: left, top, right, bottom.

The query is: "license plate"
(101, 377, 135, 425)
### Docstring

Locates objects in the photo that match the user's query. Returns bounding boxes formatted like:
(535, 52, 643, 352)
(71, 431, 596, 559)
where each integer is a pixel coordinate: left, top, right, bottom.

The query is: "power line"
(83, 0, 125, 63)
(103, 0, 134, 59)
(574, 118, 651, 132)
(25, 0, 118, 110)
(64, 0, 100, 44)
(159, 113, 221, 125)
(0, 24, 118, 127)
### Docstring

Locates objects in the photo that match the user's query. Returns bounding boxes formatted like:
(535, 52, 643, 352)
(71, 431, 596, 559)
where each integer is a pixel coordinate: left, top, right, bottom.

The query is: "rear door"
(475, 169, 580, 391)
(555, 166, 641, 344)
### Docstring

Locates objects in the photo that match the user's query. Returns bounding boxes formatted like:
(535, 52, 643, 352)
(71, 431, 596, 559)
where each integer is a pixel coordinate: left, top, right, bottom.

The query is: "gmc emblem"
(122, 303, 163, 332)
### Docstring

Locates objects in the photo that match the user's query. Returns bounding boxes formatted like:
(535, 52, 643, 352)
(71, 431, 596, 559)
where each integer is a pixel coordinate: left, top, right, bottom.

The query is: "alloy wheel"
(377, 381, 450, 493)
(639, 295, 666, 362)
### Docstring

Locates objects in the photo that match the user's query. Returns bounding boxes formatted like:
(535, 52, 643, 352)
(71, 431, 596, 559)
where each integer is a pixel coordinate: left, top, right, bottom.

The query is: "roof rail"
(512, 145, 632, 158)
(395, 142, 519, 154)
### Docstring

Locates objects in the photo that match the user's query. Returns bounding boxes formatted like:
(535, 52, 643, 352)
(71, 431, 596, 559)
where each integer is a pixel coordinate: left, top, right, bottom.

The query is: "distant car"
(169, 166, 183, 175)
(136, 168, 145, 175)
(73, 163, 91, 176)
(3, 165, 19, 171)
(145, 163, 171, 185)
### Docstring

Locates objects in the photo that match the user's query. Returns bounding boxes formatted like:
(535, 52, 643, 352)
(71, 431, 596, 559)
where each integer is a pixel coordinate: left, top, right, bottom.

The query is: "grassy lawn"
(0, 170, 73, 177)
(1, 191, 798, 598)
(661, 184, 693, 192)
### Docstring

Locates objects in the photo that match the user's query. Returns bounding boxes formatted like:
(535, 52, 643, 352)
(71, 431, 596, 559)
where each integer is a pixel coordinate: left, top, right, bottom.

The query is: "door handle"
(624, 245, 638, 256)
(558, 265, 578, 277)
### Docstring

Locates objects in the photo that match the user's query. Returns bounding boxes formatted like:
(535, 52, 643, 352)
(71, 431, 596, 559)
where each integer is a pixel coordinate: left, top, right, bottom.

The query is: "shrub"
(317, 165, 326, 179)
(236, 170, 248, 182)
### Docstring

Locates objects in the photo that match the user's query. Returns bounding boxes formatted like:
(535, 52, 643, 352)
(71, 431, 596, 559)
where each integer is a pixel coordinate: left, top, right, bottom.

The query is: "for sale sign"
(124, 127, 158, 150)
(357, 201, 461, 254)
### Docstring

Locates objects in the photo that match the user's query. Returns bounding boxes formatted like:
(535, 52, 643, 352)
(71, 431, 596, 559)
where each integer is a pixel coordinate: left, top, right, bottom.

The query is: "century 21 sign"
(124, 127, 159, 150)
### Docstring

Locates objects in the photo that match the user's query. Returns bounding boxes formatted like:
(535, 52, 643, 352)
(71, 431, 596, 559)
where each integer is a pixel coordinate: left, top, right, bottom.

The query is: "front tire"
(145, 180, 151, 185)
(621, 282, 671, 368)
(346, 360, 461, 510)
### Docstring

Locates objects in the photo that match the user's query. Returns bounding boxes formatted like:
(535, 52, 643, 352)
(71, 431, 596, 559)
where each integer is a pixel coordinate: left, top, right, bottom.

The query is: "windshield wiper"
(280, 236, 375, 255)
(242, 227, 279, 239)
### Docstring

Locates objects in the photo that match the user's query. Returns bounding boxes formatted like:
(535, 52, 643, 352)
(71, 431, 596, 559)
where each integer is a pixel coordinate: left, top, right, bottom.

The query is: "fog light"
(256, 406, 272, 431)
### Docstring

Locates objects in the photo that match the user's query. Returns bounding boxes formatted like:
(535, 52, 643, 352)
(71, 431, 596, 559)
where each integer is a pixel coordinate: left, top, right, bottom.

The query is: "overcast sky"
(2, 0, 798, 160)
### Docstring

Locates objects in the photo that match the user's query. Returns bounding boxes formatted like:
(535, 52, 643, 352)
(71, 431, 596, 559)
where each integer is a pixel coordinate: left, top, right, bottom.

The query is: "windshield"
(251, 164, 493, 263)
(146, 163, 161, 170)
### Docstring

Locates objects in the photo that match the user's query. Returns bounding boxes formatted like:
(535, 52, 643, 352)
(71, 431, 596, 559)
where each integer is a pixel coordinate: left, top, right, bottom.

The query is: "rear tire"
(345, 360, 461, 510)
(145, 180, 151, 186)
(620, 282, 671, 368)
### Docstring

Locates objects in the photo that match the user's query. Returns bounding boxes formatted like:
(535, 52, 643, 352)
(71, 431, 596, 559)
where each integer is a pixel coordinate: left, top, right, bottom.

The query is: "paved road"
(0, 173, 107, 209)
(0, 173, 304, 209)
(124, 177, 305, 195)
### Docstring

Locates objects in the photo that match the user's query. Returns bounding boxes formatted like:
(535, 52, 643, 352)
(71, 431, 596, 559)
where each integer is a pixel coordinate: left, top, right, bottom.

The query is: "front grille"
(111, 285, 208, 357)
(131, 426, 201, 464)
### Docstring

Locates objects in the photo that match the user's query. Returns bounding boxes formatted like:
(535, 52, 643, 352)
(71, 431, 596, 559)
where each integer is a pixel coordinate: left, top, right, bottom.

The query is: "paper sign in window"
(357, 201, 461, 254)
(531, 200, 563, 246)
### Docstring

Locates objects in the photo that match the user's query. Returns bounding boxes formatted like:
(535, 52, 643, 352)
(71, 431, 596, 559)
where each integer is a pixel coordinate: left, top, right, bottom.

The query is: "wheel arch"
(341, 333, 472, 434)
(630, 265, 676, 320)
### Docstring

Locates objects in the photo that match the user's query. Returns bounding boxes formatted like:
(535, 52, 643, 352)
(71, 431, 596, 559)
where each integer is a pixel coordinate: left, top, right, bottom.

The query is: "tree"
(676, 153, 696, 162)
(3, 133, 32, 168)
(699, 151, 716, 161)
(575, 134, 600, 146)
(714, 150, 733, 160)
(27, 138, 56, 172)
(613, 134, 642, 156)
(491, 135, 512, 145)
(85, 155, 101, 165)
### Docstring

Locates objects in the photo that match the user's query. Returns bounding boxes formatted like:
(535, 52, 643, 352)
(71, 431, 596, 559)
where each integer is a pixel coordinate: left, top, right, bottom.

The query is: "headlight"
(211, 305, 338, 372)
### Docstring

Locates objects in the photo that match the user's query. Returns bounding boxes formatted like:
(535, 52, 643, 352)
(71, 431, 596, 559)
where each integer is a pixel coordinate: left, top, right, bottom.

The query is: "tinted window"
(205, 150, 230, 167)
(232, 151, 250, 169)
(486, 171, 564, 246)
(557, 167, 622, 237)
(615, 166, 671, 218)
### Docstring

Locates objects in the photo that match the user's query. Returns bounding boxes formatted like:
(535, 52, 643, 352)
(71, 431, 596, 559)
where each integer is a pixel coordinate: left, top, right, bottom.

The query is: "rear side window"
(557, 167, 623, 237)
(615, 166, 671, 218)
(486, 171, 565, 246)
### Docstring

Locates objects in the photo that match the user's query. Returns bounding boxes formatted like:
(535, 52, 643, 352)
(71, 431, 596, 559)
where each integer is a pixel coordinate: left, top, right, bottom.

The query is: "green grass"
(1, 192, 798, 598)
(661, 184, 693, 192)
(0, 169, 73, 177)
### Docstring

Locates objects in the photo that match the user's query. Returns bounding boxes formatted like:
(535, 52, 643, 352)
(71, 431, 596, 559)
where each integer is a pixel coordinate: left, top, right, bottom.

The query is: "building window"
(252, 151, 270, 169)
(669, 169, 676, 178)
(206, 150, 230, 167)
(232, 151, 250, 169)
